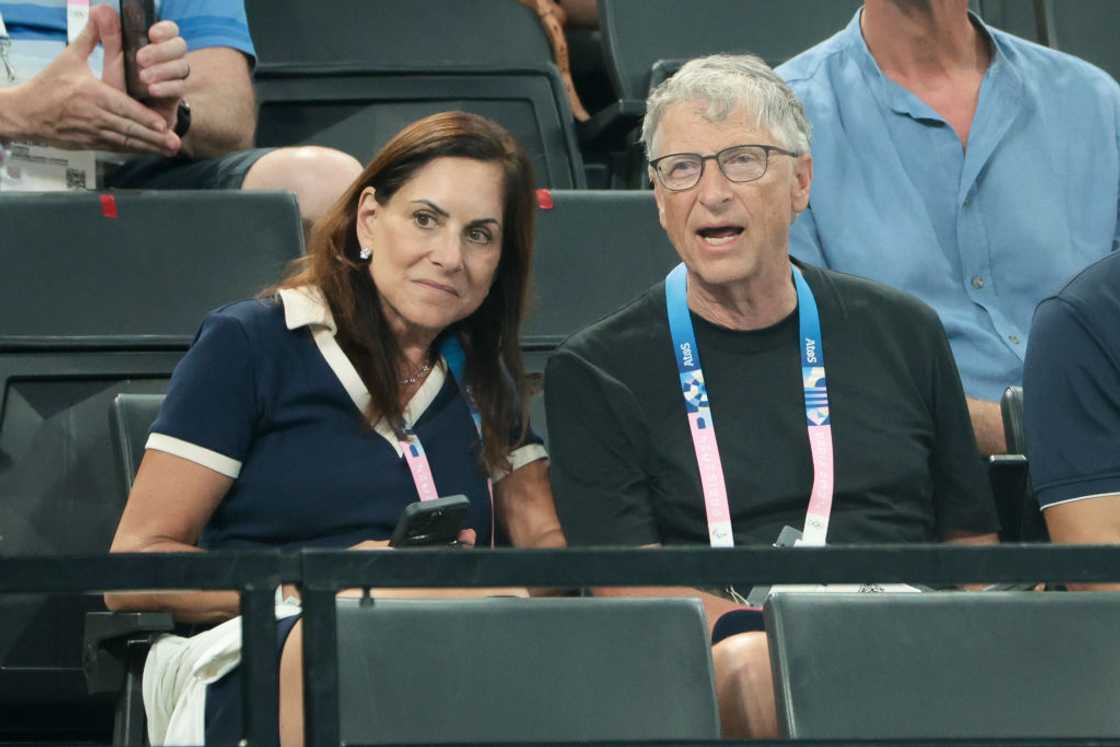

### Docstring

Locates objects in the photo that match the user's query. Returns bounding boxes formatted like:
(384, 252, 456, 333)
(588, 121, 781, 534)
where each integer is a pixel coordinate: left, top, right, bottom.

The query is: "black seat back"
(247, 0, 553, 69)
(599, 0, 862, 104)
(1040, 0, 1120, 80)
(1002, 384, 1027, 454)
(525, 190, 678, 347)
(766, 591, 1120, 738)
(109, 394, 166, 491)
(0, 191, 302, 737)
(246, 0, 585, 188)
(336, 596, 719, 743)
(990, 385, 1046, 541)
(974, 0, 1044, 42)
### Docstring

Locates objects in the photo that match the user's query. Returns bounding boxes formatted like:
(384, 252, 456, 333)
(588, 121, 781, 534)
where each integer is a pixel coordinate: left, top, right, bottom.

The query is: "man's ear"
(651, 175, 669, 233)
(791, 153, 813, 215)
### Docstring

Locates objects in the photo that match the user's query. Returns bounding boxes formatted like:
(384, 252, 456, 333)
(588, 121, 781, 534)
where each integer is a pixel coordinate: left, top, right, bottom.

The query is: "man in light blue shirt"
(0, 1, 360, 224)
(777, 0, 1120, 453)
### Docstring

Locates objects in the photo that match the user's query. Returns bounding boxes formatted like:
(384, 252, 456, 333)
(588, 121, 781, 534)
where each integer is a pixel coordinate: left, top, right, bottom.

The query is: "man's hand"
(3, 5, 179, 155)
(133, 19, 190, 128)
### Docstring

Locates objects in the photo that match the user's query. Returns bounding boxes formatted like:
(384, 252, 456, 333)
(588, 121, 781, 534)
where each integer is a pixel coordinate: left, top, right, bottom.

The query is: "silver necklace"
(399, 360, 433, 386)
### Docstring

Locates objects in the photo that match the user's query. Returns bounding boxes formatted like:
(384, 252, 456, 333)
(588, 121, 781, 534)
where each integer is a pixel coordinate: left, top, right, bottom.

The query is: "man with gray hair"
(545, 54, 999, 737)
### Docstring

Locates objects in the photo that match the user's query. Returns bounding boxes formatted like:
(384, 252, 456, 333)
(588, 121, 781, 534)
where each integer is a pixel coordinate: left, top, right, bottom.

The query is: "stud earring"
(359, 245, 372, 261)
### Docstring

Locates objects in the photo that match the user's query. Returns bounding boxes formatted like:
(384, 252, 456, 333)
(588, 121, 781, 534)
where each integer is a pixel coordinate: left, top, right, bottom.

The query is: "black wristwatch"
(173, 100, 192, 138)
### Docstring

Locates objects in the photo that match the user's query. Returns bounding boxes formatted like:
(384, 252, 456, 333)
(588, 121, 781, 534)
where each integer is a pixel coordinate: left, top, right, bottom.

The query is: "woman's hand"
(349, 539, 392, 551)
(349, 528, 476, 551)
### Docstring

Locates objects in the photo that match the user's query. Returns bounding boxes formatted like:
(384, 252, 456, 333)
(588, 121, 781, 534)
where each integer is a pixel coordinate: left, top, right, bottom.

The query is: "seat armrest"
(578, 99, 646, 148)
(83, 611, 174, 695)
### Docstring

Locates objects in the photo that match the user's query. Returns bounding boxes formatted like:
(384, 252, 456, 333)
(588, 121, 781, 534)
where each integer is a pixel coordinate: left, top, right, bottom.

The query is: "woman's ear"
(355, 187, 379, 246)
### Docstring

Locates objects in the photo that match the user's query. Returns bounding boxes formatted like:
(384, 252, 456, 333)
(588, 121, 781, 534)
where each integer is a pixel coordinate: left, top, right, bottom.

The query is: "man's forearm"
(178, 48, 256, 159)
(966, 397, 1007, 455)
(178, 86, 255, 159)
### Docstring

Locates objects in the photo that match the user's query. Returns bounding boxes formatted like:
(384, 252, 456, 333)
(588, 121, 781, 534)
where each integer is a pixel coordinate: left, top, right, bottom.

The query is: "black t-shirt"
(545, 262, 999, 547)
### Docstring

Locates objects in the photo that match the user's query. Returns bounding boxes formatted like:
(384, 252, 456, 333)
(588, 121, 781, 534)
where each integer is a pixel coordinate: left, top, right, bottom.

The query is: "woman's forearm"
(104, 539, 240, 623)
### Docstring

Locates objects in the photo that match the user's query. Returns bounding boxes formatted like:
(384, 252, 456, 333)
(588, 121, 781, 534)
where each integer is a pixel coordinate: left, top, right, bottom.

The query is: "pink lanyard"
(400, 339, 495, 546)
(665, 263, 836, 547)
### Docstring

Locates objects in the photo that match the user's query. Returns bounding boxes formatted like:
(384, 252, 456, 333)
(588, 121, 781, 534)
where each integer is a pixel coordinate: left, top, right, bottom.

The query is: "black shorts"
(104, 148, 274, 190)
(204, 613, 301, 745)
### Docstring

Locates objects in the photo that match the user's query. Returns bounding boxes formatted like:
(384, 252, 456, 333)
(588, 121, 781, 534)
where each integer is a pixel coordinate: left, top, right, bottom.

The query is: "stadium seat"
(336, 596, 720, 743)
(584, 0, 862, 155)
(0, 191, 303, 740)
(1002, 385, 1027, 455)
(109, 394, 165, 493)
(245, 0, 586, 188)
(766, 591, 1120, 739)
(521, 190, 679, 447)
(973, 0, 1043, 42)
(525, 190, 679, 347)
(991, 385, 1047, 542)
(1038, 0, 1120, 81)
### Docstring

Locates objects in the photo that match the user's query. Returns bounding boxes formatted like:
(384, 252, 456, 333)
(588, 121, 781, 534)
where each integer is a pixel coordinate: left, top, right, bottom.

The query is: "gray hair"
(641, 54, 812, 158)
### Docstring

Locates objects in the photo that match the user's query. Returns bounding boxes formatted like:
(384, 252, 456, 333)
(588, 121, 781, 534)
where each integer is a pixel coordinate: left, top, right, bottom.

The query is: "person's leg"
(279, 618, 305, 747)
(242, 146, 363, 231)
(106, 145, 362, 230)
(711, 630, 779, 739)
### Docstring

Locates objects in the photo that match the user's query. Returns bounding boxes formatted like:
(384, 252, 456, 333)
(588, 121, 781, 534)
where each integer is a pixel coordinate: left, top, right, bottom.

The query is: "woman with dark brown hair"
(105, 112, 565, 746)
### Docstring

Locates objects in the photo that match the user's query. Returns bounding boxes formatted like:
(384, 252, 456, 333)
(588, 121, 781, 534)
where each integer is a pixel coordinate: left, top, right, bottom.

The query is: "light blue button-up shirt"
(778, 10, 1120, 401)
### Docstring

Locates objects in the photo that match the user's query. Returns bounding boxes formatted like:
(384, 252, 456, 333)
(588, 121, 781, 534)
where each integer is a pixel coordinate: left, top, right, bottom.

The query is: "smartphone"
(120, 0, 155, 99)
(388, 494, 471, 548)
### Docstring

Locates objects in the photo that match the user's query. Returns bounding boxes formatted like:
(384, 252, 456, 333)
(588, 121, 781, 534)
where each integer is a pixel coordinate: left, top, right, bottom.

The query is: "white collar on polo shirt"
(276, 285, 447, 458)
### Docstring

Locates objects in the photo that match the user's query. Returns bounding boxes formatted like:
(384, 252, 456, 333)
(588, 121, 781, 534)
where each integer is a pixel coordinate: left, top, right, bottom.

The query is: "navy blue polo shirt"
(1024, 253, 1120, 509)
(148, 286, 547, 550)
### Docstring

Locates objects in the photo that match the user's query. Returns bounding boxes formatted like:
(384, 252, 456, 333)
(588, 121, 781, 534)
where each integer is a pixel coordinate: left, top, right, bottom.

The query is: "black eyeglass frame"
(648, 143, 800, 191)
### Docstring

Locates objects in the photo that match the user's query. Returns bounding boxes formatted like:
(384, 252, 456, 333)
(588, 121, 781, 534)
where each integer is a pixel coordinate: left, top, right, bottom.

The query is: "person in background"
(1023, 252, 1120, 591)
(0, 1, 361, 225)
(778, 0, 1120, 454)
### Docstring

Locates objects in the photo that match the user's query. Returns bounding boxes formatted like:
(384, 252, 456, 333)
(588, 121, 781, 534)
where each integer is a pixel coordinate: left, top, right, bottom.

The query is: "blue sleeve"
(149, 310, 260, 475)
(789, 203, 829, 269)
(159, 0, 255, 61)
(1023, 298, 1120, 508)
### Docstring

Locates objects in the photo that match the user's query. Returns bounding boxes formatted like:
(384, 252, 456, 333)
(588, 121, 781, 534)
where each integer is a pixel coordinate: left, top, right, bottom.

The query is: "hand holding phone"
(389, 494, 472, 548)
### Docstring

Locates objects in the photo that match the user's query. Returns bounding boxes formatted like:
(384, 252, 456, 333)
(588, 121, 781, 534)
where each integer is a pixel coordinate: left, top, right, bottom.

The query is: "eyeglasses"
(649, 144, 798, 191)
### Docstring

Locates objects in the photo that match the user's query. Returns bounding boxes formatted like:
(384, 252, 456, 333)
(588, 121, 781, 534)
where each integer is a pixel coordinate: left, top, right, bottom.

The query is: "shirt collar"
(278, 285, 337, 334)
(846, 7, 1006, 120)
(277, 284, 448, 458)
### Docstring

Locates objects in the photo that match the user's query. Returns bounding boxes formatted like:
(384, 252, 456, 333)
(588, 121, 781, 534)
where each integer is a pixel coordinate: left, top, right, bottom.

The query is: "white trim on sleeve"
(492, 443, 549, 482)
(146, 433, 242, 479)
(1041, 491, 1120, 511)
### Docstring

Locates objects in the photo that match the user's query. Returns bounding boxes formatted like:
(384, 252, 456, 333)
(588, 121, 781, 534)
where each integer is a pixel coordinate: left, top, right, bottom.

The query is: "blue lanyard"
(437, 335, 481, 436)
(435, 334, 494, 546)
(665, 262, 836, 546)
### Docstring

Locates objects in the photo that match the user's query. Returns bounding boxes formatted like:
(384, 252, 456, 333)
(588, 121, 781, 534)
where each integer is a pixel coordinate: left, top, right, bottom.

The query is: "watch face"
(174, 101, 191, 138)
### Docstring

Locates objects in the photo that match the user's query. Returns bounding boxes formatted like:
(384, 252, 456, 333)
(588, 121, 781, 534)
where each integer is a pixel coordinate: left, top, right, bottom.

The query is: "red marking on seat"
(99, 194, 118, 219)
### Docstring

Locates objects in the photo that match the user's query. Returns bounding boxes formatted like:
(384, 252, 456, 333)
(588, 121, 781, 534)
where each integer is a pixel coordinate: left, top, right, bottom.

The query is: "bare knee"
(711, 630, 778, 739)
(279, 619, 304, 747)
(243, 146, 363, 224)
